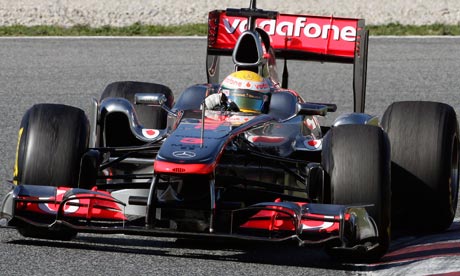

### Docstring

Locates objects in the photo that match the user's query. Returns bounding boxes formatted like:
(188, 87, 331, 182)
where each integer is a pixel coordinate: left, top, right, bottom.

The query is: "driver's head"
(219, 70, 271, 113)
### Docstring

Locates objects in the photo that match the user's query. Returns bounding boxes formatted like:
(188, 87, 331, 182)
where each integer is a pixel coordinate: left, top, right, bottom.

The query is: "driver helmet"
(219, 70, 271, 113)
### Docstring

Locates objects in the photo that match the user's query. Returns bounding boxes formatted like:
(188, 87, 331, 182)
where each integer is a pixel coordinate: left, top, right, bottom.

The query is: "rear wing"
(206, 10, 369, 113)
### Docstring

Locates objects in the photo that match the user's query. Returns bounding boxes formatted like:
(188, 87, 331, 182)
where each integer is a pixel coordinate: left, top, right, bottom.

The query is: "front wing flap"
(231, 201, 378, 249)
(1, 185, 378, 251)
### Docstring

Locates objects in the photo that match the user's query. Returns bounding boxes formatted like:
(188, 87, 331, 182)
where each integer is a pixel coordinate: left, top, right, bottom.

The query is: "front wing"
(0, 185, 379, 251)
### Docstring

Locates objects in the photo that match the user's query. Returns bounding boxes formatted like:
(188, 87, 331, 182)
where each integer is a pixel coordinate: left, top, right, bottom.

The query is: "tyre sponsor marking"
(13, 127, 23, 185)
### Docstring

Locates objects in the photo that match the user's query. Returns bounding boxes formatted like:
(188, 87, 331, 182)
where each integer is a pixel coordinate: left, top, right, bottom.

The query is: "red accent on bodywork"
(250, 136, 286, 143)
(239, 202, 341, 233)
(194, 117, 230, 130)
(305, 118, 316, 130)
(154, 160, 215, 175)
(180, 137, 204, 144)
(194, 122, 220, 130)
(307, 140, 318, 147)
(240, 209, 296, 231)
(16, 187, 126, 221)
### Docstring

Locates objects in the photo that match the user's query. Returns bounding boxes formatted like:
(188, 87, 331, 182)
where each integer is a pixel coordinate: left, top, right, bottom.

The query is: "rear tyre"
(382, 101, 459, 232)
(13, 103, 89, 240)
(322, 124, 391, 262)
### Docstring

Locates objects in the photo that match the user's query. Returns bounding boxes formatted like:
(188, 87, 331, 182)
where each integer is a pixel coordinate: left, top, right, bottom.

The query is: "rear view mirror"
(296, 103, 329, 116)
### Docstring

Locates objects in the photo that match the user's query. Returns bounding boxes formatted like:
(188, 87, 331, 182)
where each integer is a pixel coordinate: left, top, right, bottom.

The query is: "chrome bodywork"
(333, 113, 379, 127)
(99, 97, 167, 146)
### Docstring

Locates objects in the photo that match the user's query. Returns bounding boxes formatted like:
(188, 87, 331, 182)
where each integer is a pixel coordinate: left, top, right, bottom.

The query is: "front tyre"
(14, 104, 89, 187)
(13, 103, 89, 240)
(322, 124, 391, 262)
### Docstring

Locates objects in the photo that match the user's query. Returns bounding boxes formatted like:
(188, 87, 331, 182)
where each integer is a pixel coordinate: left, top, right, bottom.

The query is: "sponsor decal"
(305, 138, 322, 150)
(194, 121, 221, 130)
(223, 17, 356, 42)
(222, 76, 269, 90)
(180, 138, 203, 144)
(142, 128, 160, 139)
(225, 115, 254, 126)
(222, 75, 243, 88)
(302, 219, 335, 231)
(172, 151, 196, 158)
(222, 71, 270, 91)
(38, 189, 80, 214)
(210, 12, 360, 59)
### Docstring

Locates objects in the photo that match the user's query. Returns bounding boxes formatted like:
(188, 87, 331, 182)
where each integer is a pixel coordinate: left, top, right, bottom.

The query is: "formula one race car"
(1, 1, 459, 262)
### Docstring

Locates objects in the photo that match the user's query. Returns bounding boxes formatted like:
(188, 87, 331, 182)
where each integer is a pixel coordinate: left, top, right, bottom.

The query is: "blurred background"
(0, 0, 459, 27)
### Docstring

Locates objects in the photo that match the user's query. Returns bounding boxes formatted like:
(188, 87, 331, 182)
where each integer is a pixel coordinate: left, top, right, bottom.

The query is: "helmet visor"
(228, 89, 265, 113)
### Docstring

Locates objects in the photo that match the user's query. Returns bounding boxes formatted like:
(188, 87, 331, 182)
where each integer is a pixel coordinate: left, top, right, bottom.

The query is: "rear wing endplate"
(206, 10, 369, 113)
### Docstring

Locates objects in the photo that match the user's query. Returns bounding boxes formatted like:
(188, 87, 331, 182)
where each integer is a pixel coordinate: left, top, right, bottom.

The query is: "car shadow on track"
(6, 233, 359, 271)
(5, 221, 460, 272)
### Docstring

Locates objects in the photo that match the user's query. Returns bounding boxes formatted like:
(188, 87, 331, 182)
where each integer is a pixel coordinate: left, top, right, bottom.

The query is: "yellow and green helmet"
(219, 70, 271, 113)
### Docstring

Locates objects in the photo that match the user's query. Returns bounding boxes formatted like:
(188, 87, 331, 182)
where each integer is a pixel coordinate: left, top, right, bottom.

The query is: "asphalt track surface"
(0, 37, 459, 275)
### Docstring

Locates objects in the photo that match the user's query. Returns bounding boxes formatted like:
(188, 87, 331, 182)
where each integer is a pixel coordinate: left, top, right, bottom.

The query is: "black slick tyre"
(382, 101, 459, 232)
(14, 104, 89, 188)
(13, 103, 89, 240)
(322, 124, 391, 262)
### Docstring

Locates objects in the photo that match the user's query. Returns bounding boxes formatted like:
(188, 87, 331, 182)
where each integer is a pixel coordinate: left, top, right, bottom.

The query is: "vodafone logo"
(223, 17, 356, 42)
(222, 75, 270, 91)
(222, 75, 243, 88)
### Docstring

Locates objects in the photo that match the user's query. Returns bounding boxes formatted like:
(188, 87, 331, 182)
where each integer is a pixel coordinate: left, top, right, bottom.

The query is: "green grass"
(368, 23, 460, 35)
(0, 22, 208, 36)
(0, 22, 459, 36)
